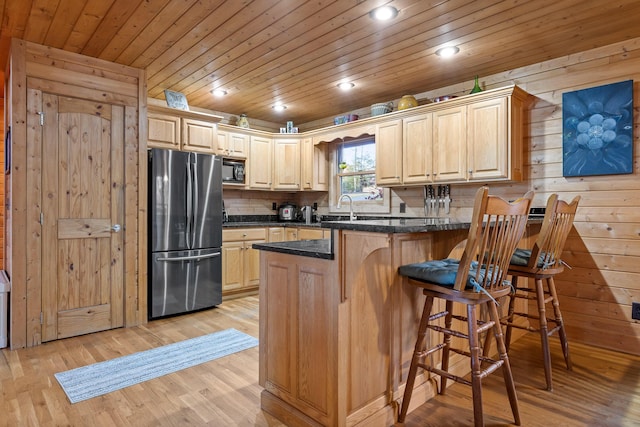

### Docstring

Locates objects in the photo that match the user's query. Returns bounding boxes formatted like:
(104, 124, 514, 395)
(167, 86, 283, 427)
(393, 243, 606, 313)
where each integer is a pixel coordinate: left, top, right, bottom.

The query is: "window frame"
(329, 136, 390, 215)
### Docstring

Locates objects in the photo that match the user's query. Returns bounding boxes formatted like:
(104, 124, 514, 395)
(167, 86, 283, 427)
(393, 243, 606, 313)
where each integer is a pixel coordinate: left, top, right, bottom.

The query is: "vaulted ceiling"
(1, 0, 640, 125)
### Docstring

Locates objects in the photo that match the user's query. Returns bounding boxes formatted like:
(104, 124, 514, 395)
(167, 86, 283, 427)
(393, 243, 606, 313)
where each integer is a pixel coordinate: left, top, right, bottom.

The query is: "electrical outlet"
(632, 302, 640, 320)
(399, 202, 406, 213)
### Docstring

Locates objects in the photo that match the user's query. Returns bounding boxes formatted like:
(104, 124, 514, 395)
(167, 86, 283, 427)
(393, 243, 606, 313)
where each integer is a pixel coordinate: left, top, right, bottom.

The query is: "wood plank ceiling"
(1, 0, 640, 125)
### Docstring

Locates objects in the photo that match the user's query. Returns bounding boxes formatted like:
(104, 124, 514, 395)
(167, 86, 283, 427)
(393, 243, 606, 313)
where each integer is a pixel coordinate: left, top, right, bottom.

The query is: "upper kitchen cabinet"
(147, 104, 222, 154)
(301, 138, 329, 191)
(273, 137, 301, 190)
(436, 86, 528, 184)
(466, 96, 515, 181)
(402, 113, 433, 184)
(375, 119, 403, 186)
(216, 124, 249, 159)
(433, 106, 467, 183)
(248, 135, 273, 189)
(148, 113, 180, 149)
(376, 85, 529, 186)
(181, 118, 217, 152)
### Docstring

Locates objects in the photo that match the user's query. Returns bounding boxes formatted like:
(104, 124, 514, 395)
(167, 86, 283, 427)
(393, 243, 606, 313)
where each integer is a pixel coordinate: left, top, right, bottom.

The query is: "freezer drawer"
(149, 248, 222, 319)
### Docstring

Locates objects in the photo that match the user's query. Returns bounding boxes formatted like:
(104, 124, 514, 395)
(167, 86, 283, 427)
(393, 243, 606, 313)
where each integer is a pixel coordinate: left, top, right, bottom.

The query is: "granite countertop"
(222, 215, 324, 228)
(252, 239, 333, 260)
(320, 217, 471, 233)
(250, 216, 541, 259)
(223, 220, 324, 228)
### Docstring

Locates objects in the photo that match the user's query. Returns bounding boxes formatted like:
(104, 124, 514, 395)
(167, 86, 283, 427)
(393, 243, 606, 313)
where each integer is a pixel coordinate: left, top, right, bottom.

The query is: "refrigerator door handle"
(185, 161, 193, 248)
(156, 252, 221, 262)
(192, 159, 199, 247)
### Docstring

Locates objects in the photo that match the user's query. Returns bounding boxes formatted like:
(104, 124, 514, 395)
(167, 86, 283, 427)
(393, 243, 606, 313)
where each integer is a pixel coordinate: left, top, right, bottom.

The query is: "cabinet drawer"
(223, 228, 267, 241)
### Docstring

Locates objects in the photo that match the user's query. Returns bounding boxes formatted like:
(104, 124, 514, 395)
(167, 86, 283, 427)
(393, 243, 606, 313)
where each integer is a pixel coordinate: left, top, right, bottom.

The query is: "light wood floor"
(1, 295, 638, 426)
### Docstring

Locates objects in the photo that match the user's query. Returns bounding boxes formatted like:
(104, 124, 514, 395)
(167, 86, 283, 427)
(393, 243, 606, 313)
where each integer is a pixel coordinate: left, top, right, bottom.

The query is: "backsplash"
(222, 186, 482, 223)
(223, 181, 546, 225)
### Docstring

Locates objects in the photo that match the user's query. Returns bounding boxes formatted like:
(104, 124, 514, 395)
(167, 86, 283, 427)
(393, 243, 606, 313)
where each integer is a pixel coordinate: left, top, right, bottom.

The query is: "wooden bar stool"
(397, 187, 533, 427)
(501, 193, 580, 391)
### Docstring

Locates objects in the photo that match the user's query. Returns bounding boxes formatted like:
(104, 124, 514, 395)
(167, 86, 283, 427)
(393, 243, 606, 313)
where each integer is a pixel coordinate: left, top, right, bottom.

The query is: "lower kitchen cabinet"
(283, 226, 330, 241)
(269, 226, 330, 242)
(222, 228, 266, 297)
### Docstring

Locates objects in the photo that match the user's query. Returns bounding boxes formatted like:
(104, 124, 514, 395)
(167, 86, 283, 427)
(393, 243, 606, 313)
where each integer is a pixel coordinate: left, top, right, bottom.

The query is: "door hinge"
(40, 212, 44, 225)
(40, 312, 43, 324)
(37, 111, 44, 126)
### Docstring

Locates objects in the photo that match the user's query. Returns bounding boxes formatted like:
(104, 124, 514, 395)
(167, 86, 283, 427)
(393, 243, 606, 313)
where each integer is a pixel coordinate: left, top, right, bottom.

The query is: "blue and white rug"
(54, 328, 258, 403)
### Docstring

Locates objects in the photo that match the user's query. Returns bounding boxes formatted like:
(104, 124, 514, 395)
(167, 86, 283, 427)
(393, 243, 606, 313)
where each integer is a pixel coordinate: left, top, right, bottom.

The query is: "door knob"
(111, 224, 121, 233)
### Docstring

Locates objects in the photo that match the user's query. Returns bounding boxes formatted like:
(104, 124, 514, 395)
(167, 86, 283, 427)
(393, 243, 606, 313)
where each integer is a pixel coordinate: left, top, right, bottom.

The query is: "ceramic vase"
(398, 94, 418, 110)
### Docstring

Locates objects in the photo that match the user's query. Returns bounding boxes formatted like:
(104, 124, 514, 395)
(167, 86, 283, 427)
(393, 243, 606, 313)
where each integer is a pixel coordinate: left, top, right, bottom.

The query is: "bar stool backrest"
(527, 194, 581, 271)
(454, 187, 534, 292)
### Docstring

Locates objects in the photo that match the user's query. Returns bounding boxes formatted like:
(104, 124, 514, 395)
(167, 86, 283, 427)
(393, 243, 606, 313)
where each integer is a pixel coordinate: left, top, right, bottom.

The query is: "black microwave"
(222, 158, 245, 184)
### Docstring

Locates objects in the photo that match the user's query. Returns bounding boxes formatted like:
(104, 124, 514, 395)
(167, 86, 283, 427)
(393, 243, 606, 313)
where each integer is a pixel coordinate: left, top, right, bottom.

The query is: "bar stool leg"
(488, 301, 521, 426)
(467, 304, 484, 427)
(547, 277, 572, 370)
(439, 300, 454, 394)
(504, 275, 520, 352)
(534, 278, 553, 391)
(398, 296, 434, 423)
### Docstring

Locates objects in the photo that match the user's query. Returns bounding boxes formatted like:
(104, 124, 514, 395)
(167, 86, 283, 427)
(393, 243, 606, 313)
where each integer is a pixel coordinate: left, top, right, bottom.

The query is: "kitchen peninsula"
(254, 218, 474, 426)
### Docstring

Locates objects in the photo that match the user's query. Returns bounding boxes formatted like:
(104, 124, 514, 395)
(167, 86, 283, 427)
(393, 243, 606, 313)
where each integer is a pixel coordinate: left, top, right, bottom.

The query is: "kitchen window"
(330, 137, 389, 214)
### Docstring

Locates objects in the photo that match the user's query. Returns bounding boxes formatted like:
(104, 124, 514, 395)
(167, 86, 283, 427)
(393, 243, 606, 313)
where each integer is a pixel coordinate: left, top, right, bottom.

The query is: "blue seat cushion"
(398, 258, 498, 290)
(510, 248, 552, 268)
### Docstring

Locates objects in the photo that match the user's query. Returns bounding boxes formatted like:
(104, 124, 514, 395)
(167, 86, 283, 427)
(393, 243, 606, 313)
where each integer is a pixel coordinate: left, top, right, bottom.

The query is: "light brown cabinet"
(147, 107, 221, 153)
(216, 126, 249, 158)
(301, 137, 329, 191)
(466, 96, 509, 181)
(281, 227, 330, 241)
(148, 113, 180, 149)
(181, 118, 217, 152)
(375, 119, 403, 185)
(402, 113, 433, 184)
(433, 106, 467, 182)
(267, 227, 285, 242)
(273, 138, 301, 190)
(222, 228, 266, 297)
(248, 135, 273, 189)
(379, 86, 528, 186)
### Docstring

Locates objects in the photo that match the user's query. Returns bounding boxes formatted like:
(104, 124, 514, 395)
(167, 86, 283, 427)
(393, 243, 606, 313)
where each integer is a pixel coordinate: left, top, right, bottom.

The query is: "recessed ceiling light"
(211, 89, 227, 97)
(272, 104, 287, 112)
(369, 6, 398, 21)
(435, 46, 460, 58)
(337, 82, 355, 91)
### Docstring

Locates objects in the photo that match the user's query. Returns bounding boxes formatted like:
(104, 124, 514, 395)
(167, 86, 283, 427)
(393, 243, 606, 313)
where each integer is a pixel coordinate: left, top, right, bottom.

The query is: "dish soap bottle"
(470, 76, 482, 94)
(237, 113, 250, 128)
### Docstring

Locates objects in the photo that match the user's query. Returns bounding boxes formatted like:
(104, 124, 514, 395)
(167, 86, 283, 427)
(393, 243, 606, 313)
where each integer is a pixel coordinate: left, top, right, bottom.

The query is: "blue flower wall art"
(562, 80, 633, 177)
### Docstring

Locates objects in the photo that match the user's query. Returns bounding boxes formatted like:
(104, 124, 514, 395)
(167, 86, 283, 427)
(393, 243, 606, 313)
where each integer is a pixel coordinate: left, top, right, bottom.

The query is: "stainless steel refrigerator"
(148, 148, 223, 319)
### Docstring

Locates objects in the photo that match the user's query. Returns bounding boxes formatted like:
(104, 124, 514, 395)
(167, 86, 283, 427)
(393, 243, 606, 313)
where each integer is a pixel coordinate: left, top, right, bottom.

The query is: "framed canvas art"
(562, 80, 633, 177)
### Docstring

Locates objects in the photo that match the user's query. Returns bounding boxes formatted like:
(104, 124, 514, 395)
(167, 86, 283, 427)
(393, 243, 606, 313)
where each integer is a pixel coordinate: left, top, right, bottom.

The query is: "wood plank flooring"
(1, 295, 638, 426)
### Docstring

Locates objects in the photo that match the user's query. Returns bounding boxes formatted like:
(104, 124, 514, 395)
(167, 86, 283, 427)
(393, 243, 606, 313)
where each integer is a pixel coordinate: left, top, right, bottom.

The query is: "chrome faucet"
(337, 194, 357, 221)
